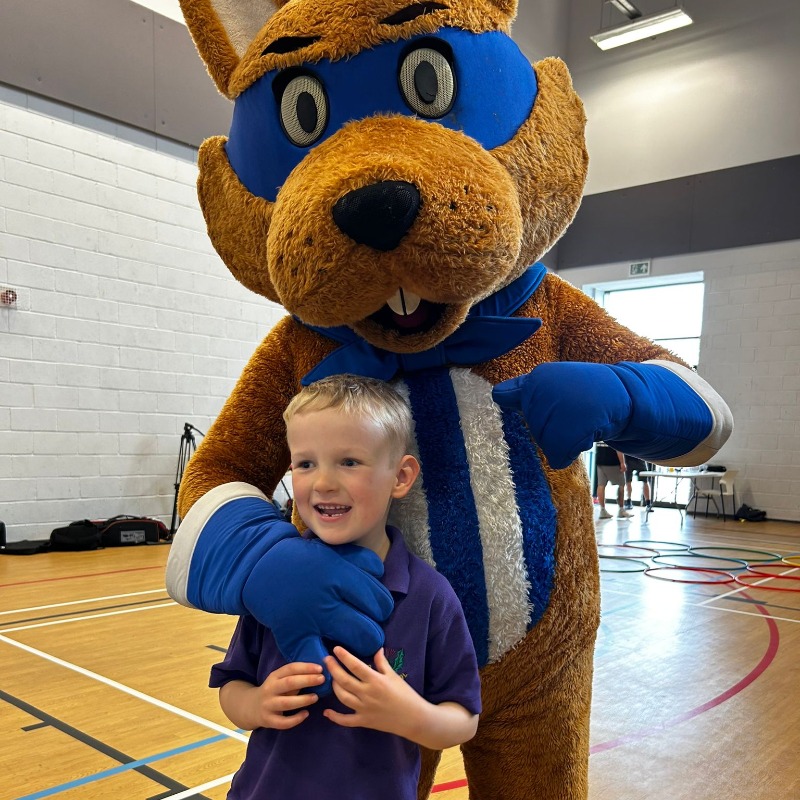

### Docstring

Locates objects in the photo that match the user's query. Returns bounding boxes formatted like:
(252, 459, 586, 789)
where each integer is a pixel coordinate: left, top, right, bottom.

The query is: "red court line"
(432, 777, 468, 793)
(591, 594, 780, 754)
(431, 594, 780, 792)
(0, 565, 163, 589)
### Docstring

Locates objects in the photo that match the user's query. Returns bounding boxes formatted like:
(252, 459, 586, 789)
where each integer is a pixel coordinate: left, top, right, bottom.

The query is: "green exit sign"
(629, 260, 651, 277)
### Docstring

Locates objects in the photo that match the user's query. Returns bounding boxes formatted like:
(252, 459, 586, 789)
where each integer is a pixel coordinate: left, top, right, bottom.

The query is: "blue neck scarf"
(300, 264, 546, 385)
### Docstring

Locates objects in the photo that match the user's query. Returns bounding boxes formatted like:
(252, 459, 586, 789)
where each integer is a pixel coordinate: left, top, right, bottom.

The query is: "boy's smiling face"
(287, 407, 419, 559)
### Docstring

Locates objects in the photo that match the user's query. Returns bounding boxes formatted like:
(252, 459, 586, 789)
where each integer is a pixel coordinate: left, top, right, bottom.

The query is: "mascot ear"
(179, 0, 280, 98)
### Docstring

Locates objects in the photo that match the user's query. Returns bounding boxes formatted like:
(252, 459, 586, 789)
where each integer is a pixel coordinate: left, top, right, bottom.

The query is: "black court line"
(1, 688, 210, 799)
(3, 596, 173, 627)
(206, 644, 227, 654)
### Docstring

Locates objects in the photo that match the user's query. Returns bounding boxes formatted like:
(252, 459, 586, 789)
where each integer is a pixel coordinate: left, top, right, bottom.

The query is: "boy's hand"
(255, 662, 325, 729)
(322, 646, 421, 737)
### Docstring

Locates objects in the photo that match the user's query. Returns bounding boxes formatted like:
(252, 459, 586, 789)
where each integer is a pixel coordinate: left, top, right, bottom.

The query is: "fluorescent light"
(591, 6, 693, 50)
(608, 0, 643, 20)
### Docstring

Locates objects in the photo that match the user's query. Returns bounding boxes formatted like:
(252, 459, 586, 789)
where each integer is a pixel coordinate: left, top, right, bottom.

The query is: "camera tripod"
(168, 422, 205, 539)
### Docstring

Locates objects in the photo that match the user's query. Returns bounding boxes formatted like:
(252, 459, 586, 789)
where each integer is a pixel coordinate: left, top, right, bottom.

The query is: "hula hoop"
(746, 564, 800, 580)
(688, 546, 782, 563)
(734, 573, 800, 592)
(599, 556, 650, 573)
(651, 553, 748, 571)
(644, 566, 735, 585)
(624, 539, 690, 552)
(597, 544, 659, 559)
(783, 554, 800, 567)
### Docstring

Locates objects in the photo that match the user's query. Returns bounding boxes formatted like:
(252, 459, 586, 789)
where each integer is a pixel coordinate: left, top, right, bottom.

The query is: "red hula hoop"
(734, 573, 800, 592)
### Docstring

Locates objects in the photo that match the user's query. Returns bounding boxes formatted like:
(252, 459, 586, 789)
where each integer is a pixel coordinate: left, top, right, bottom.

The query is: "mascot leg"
(460, 635, 595, 799)
(418, 747, 443, 799)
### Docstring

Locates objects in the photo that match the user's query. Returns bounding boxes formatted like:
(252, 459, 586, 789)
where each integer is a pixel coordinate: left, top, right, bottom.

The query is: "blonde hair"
(283, 375, 413, 457)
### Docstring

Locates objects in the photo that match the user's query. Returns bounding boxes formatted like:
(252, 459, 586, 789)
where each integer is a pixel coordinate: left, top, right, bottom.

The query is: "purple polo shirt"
(210, 528, 481, 800)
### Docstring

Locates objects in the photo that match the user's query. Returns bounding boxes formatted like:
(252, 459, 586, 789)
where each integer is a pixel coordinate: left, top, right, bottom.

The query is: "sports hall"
(1, 1, 798, 798)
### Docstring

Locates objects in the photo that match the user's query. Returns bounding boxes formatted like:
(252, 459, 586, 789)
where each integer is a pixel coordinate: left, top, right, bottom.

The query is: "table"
(639, 469, 727, 525)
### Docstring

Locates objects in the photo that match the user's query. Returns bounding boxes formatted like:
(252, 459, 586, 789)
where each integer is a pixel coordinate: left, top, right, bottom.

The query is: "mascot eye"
(279, 74, 329, 147)
(399, 45, 456, 118)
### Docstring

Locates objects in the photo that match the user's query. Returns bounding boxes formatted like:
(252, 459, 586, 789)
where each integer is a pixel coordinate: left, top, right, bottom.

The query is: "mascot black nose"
(333, 181, 421, 251)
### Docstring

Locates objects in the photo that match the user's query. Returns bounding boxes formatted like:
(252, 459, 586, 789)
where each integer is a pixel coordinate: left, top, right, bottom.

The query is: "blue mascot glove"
(242, 536, 394, 695)
(492, 361, 714, 469)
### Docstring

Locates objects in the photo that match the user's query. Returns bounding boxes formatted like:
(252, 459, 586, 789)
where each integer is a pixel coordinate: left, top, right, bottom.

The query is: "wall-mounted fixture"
(591, 2, 693, 51)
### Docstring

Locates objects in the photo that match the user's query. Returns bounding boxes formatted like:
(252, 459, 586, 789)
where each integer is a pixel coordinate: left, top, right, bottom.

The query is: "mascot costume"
(166, 1, 733, 797)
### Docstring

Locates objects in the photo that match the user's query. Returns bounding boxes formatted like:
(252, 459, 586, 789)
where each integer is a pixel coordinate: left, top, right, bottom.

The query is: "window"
(584, 272, 706, 506)
(589, 273, 704, 369)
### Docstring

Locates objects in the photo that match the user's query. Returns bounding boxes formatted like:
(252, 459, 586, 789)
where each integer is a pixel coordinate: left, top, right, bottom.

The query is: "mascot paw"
(242, 537, 394, 695)
(493, 363, 633, 469)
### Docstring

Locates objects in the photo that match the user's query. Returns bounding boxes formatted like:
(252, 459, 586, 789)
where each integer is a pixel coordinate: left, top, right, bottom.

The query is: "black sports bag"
(99, 515, 167, 546)
(49, 520, 102, 551)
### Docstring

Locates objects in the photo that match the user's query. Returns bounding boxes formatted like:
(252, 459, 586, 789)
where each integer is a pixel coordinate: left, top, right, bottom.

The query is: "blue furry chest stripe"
(405, 371, 556, 666)
(405, 372, 490, 665)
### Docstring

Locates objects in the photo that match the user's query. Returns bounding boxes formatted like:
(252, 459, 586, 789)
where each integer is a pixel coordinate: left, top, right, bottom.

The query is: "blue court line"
(17, 731, 240, 800)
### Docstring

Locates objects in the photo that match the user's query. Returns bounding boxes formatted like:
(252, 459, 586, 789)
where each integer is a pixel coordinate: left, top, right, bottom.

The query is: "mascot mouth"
(370, 288, 444, 335)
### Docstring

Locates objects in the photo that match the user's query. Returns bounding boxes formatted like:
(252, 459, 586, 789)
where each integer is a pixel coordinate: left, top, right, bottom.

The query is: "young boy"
(210, 375, 481, 800)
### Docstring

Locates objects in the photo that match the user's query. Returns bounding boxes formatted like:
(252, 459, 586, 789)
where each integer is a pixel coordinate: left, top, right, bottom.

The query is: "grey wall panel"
(0, 0, 231, 146)
(558, 156, 800, 269)
(0, 0, 157, 131)
(153, 15, 233, 146)
(691, 157, 800, 253)
(561, 179, 694, 266)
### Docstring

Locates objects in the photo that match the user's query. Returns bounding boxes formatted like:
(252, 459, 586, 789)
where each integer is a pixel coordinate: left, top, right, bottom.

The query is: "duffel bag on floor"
(50, 520, 102, 551)
(99, 515, 167, 546)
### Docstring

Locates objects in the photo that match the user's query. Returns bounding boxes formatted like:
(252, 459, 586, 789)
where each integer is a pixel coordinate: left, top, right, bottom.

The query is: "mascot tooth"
(166, 1, 733, 797)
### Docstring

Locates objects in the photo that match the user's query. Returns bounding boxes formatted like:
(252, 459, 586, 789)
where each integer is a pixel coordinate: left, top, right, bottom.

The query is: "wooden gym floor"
(2, 508, 799, 800)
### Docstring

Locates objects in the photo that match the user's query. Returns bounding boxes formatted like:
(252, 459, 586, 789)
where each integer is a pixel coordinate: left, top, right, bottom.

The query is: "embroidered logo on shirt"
(385, 647, 408, 680)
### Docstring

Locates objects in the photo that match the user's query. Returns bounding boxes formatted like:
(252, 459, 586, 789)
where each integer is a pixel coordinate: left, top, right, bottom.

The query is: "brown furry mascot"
(166, 1, 733, 797)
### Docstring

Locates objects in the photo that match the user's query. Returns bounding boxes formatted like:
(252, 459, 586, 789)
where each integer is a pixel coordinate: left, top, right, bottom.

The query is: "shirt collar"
(381, 526, 411, 597)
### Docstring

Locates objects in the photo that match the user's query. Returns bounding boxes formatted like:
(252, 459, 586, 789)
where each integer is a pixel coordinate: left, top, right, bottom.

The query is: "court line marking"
(15, 732, 231, 800)
(600, 584, 800, 624)
(0, 588, 166, 616)
(698, 604, 800, 625)
(0, 601, 178, 633)
(0, 633, 249, 742)
(0, 565, 163, 589)
(699, 567, 800, 607)
(2, 686, 220, 800)
(157, 775, 235, 800)
(590, 595, 780, 754)
(5, 597, 174, 628)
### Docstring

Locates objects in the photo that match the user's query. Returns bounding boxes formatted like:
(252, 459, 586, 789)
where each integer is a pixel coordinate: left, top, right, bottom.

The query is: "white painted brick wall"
(2, 88, 797, 540)
(0, 91, 286, 542)
(559, 241, 800, 522)
(698, 247, 800, 521)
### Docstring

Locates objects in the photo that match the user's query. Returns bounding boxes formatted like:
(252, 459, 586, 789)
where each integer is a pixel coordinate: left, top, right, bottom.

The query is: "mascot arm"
(493, 275, 733, 469)
(493, 359, 732, 470)
(166, 323, 393, 685)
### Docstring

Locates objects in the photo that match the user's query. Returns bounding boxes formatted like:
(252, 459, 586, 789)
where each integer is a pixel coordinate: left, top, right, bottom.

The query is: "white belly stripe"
(450, 368, 533, 662)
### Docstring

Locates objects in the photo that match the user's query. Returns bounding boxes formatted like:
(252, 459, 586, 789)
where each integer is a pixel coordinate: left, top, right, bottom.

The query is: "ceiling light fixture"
(591, 5, 693, 51)
(608, 0, 642, 20)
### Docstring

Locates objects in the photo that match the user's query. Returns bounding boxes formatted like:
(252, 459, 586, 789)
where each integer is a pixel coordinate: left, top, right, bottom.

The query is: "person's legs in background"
(616, 483, 632, 518)
(597, 478, 611, 519)
(597, 465, 631, 519)
(624, 457, 651, 511)
(597, 476, 611, 519)
(640, 471, 653, 510)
